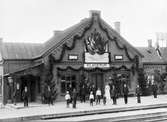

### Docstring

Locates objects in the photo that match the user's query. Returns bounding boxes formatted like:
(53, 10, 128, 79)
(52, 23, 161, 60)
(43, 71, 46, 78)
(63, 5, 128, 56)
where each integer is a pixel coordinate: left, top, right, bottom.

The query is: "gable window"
(68, 54, 78, 60)
(114, 55, 123, 60)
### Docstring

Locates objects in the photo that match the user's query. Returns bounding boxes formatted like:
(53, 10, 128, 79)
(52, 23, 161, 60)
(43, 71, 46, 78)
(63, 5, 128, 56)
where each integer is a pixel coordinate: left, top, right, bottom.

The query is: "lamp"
(8, 77, 13, 84)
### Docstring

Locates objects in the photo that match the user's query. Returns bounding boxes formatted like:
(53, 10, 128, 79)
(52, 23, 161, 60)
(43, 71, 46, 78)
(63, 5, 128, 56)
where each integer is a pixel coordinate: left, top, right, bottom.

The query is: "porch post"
(2, 74, 5, 105)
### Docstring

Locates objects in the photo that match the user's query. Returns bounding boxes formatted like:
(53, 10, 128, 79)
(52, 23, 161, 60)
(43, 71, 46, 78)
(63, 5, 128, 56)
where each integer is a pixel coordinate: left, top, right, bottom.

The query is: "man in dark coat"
(22, 86, 28, 107)
(136, 85, 141, 103)
(110, 85, 117, 105)
(123, 84, 129, 104)
(72, 88, 77, 108)
(81, 85, 86, 103)
(152, 82, 158, 98)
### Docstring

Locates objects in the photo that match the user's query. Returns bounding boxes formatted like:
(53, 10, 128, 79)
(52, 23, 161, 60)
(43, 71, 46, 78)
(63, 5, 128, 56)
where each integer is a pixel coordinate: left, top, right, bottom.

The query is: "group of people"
(13, 86, 29, 107)
(42, 85, 54, 105)
(65, 82, 159, 108)
(65, 88, 77, 108)
(65, 83, 131, 108)
(12, 81, 158, 108)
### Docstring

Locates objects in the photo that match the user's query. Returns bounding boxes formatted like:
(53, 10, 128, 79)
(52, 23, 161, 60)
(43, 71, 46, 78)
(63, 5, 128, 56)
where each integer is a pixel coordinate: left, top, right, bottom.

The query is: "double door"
(91, 73, 104, 92)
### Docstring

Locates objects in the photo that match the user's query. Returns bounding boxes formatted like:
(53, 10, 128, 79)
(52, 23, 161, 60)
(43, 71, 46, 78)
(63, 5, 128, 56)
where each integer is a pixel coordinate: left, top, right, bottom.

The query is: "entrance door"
(20, 75, 36, 102)
(91, 73, 104, 93)
(115, 72, 130, 96)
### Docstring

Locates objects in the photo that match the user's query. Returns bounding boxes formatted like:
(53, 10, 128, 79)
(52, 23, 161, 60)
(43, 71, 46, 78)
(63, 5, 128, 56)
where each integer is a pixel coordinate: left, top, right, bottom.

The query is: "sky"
(1, 0, 167, 47)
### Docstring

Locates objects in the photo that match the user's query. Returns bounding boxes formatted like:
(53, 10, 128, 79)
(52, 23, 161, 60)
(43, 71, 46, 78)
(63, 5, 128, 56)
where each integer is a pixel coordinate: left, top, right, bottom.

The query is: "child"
(96, 88, 101, 105)
(65, 91, 71, 108)
(89, 91, 94, 106)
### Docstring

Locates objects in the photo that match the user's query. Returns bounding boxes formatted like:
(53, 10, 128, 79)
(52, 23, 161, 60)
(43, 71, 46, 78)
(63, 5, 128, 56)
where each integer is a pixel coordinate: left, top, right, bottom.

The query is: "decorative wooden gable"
(48, 10, 142, 66)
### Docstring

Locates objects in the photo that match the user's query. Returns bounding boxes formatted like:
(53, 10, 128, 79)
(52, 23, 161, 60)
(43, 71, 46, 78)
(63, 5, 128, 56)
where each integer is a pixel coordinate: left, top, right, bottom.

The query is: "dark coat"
(22, 91, 28, 100)
(152, 84, 158, 93)
(123, 86, 129, 96)
(72, 90, 77, 100)
(110, 86, 117, 98)
(81, 86, 87, 96)
(136, 87, 141, 96)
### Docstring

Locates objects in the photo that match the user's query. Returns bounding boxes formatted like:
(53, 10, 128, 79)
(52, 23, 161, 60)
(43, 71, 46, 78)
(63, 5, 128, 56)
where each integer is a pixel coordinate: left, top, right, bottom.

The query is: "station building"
(0, 11, 167, 104)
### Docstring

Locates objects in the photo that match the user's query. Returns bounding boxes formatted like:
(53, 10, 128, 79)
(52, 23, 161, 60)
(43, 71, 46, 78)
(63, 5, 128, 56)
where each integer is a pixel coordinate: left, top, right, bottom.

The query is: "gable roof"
(1, 11, 145, 60)
(137, 47, 167, 64)
(2, 42, 43, 60)
(39, 16, 143, 58)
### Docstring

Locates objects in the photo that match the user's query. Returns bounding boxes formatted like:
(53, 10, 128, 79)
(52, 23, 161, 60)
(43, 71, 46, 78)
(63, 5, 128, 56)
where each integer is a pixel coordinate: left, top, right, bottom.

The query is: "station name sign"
(85, 52, 109, 63)
(84, 63, 110, 68)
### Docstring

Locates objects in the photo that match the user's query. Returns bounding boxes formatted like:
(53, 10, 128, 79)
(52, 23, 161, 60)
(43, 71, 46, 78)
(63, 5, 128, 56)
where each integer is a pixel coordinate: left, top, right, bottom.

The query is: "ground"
(1, 95, 167, 122)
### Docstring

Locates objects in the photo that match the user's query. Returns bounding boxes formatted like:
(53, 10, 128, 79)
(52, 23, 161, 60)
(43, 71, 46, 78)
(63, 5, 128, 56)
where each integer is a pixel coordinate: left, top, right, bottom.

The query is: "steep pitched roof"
(100, 19, 143, 57)
(137, 47, 167, 64)
(1, 18, 91, 60)
(1, 12, 144, 60)
(40, 18, 91, 57)
(2, 42, 43, 60)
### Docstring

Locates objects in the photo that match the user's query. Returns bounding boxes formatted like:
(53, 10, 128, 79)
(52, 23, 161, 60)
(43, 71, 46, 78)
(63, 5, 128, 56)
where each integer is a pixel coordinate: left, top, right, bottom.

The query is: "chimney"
(114, 21, 120, 34)
(148, 39, 152, 48)
(89, 10, 101, 19)
(53, 30, 61, 36)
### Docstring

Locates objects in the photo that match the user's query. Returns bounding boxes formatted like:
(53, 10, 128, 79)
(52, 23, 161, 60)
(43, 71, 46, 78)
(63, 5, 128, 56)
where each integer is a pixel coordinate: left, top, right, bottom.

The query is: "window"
(68, 54, 78, 60)
(61, 82, 66, 93)
(60, 75, 77, 94)
(114, 55, 123, 60)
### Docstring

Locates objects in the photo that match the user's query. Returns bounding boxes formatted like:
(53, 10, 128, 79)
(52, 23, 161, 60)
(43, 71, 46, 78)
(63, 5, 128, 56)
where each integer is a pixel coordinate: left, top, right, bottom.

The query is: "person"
(152, 82, 158, 98)
(47, 85, 52, 105)
(22, 86, 28, 107)
(89, 84, 96, 101)
(96, 88, 101, 105)
(105, 83, 111, 101)
(103, 94, 106, 105)
(81, 85, 86, 103)
(89, 91, 94, 106)
(72, 88, 77, 108)
(110, 85, 117, 105)
(67, 84, 73, 103)
(65, 91, 71, 108)
(136, 85, 141, 103)
(123, 84, 129, 104)
(13, 83, 20, 105)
